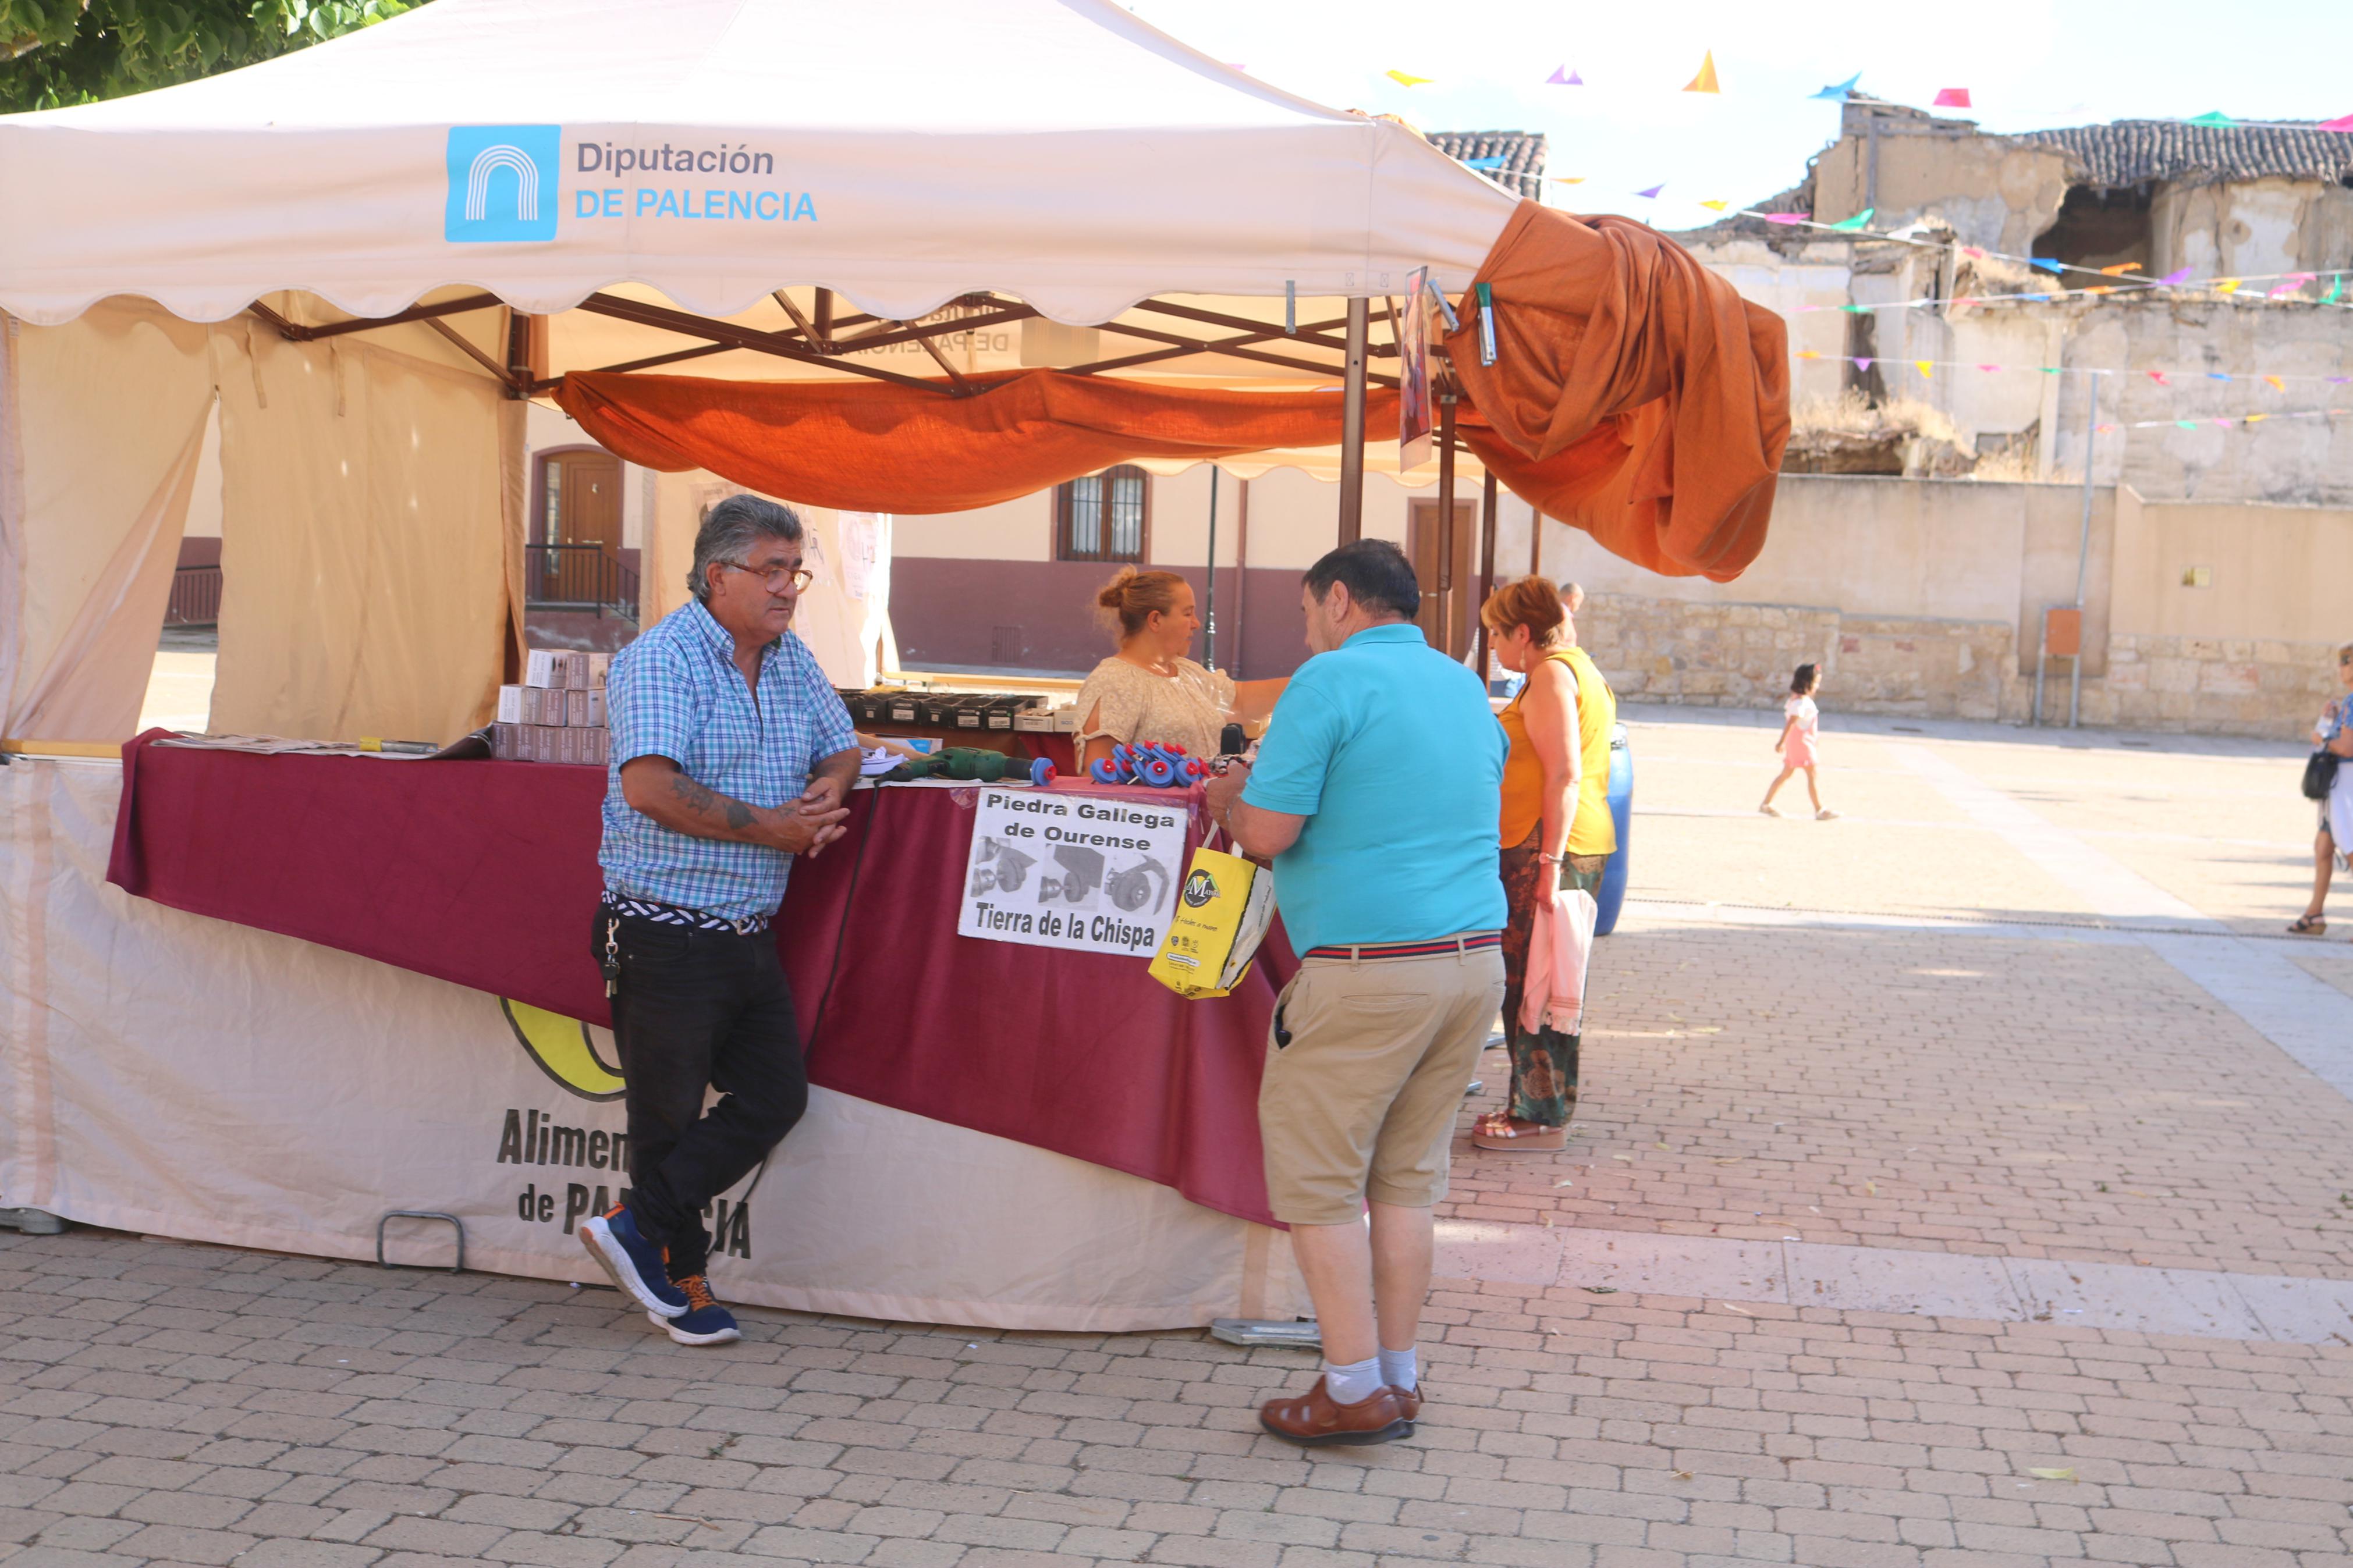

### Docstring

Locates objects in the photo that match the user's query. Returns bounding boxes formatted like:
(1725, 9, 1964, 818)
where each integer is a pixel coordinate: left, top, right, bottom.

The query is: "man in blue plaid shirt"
(579, 495, 859, 1348)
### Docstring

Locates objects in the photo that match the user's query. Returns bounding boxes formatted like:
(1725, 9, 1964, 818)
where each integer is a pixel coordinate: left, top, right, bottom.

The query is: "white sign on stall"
(957, 788, 1190, 957)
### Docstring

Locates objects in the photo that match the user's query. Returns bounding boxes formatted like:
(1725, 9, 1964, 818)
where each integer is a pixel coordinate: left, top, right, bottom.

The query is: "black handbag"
(2305, 748, 2341, 802)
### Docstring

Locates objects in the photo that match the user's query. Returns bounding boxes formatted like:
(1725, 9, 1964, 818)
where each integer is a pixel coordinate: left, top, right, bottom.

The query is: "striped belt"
(600, 890, 771, 936)
(1302, 931, 1502, 962)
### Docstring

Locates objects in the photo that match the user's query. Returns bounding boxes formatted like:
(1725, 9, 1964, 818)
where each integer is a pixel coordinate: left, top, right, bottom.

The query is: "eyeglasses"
(721, 560, 815, 593)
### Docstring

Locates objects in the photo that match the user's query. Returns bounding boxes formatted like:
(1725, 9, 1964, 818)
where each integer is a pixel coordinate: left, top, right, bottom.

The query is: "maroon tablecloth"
(106, 732, 1287, 1225)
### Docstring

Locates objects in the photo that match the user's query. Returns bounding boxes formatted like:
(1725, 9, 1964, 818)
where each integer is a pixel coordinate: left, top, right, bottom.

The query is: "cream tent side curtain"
(0, 301, 215, 744)
(209, 325, 520, 745)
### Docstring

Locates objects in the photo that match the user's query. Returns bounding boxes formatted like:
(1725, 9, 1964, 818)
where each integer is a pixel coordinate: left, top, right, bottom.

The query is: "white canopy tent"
(0, 0, 1575, 1332)
(0, 0, 1521, 749)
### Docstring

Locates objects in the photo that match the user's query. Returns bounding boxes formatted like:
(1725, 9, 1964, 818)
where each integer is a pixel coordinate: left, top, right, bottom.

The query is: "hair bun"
(1096, 566, 1138, 611)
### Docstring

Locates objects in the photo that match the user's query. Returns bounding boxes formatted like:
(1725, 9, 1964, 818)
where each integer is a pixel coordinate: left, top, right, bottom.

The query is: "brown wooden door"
(558, 453, 621, 556)
(1407, 499, 1477, 659)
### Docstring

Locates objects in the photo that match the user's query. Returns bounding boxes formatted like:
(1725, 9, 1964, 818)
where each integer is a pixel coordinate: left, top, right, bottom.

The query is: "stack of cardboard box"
(493, 650, 612, 764)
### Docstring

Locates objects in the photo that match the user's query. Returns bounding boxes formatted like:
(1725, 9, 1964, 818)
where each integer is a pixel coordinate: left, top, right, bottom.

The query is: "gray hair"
(688, 494, 804, 602)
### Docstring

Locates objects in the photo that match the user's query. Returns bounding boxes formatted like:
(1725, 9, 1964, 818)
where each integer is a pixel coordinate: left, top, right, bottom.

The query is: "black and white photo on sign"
(956, 787, 1191, 958)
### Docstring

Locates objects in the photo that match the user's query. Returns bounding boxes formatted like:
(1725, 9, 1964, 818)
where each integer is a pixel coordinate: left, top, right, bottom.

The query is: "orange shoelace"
(675, 1274, 719, 1312)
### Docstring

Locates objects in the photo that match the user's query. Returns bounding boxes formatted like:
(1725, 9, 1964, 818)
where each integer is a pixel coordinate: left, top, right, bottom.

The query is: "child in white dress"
(1760, 663, 1836, 820)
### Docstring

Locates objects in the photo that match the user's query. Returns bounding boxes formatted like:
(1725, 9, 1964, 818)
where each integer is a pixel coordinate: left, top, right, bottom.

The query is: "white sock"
(1378, 1345, 1418, 1394)
(1322, 1355, 1384, 1405)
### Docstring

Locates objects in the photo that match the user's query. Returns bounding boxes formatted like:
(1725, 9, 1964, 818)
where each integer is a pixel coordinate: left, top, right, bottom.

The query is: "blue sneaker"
(579, 1203, 687, 1317)
(651, 1274, 740, 1346)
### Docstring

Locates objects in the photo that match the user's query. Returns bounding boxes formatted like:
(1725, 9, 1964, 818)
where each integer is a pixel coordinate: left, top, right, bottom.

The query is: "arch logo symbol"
(445, 125, 560, 243)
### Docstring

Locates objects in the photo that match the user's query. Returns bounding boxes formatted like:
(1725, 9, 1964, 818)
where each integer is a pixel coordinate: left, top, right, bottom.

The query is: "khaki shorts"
(1259, 941, 1507, 1226)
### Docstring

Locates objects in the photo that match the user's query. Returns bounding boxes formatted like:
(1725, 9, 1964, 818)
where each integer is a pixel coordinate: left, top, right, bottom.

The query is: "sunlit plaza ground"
(10, 670, 2350, 1568)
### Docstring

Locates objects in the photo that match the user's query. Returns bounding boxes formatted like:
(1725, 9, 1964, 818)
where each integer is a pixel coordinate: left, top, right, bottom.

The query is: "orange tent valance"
(555, 202, 1788, 580)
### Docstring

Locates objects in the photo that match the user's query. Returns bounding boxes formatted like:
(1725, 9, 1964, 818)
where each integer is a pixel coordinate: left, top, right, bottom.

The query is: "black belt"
(600, 890, 771, 936)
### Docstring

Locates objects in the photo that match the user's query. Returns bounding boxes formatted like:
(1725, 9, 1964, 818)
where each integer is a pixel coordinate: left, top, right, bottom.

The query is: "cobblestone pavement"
(6, 712, 2352, 1568)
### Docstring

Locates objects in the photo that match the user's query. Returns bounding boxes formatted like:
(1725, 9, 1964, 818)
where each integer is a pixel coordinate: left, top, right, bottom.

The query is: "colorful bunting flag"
(1385, 70, 1432, 86)
(1635, 184, 1665, 199)
(2030, 258, 2064, 273)
(1797, 350, 1822, 359)
(1699, 200, 1730, 211)
(2175, 419, 2198, 430)
(2099, 263, 2139, 275)
(2208, 372, 2231, 381)
(1977, 363, 2002, 372)
(1933, 88, 1972, 108)
(2269, 272, 2317, 298)
(2159, 268, 2194, 286)
(2214, 278, 2242, 294)
(2322, 113, 2353, 132)
(1684, 51, 1720, 93)
(1465, 155, 1507, 169)
(1764, 213, 1809, 226)
(2212, 418, 2232, 429)
(2148, 371, 2170, 385)
(1962, 247, 1986, 259)
(2247, 413, 2268, 423)
(1811, 73, 1861, 102)
(2266, 376, 2285, 390)
(1914, 360, 1933, 378)
(1546, 65, 1584, 86)
(1827, 207, 1876, 232)
(2186, 111, 2234, 126)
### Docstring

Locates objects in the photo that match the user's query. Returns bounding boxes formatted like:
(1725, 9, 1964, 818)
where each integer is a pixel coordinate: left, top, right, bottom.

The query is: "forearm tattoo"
(669, 770, 754, 832)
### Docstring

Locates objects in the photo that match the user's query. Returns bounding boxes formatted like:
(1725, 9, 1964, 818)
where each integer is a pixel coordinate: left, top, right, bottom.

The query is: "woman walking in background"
(1761, 663, 1837, 820)
(1471, 577, 1615, 1154)
(2288, 641, 2353, 935)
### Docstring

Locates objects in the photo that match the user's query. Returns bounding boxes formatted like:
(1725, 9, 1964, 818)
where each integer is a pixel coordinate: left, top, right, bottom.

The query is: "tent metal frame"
(241, 280, 1432, 555)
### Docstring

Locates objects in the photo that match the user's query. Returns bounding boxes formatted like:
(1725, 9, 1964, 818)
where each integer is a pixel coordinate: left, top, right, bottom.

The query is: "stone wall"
(1579, 593, 2344, 737)
(2081, 634, 2349, 737)
(1578, 595, 2018, 721)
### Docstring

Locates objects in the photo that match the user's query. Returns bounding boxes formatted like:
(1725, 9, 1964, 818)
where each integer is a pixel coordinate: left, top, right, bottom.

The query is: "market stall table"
(0, 738, 1310, 1328)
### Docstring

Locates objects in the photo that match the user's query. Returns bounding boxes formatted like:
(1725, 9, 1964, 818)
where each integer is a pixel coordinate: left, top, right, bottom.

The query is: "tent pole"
(1436, 393, 1457, 654)
(1233, 478, 1251, 677)
(1337, 298, 1369, 543)
(1529, 507, 1542, 577)
(1204, 465, 1220, 671)
(1475, 470, 1498, 677)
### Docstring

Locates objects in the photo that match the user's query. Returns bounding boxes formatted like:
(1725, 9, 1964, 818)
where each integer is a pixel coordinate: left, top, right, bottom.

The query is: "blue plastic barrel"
(1593, 722, 1634, 936)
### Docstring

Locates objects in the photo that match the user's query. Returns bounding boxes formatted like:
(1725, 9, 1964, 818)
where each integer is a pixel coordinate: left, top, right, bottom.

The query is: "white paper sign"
(958, 788, 1190, 957)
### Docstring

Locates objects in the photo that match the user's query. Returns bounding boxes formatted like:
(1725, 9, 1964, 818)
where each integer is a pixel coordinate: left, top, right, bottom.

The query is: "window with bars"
(1055, 465, 1151, 562)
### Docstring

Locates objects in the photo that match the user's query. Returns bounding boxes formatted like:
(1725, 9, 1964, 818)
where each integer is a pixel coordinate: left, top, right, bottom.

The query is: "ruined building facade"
(1683, 99, 2353, 506)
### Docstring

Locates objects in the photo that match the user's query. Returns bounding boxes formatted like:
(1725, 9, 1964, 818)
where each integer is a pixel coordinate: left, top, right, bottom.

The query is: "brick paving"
(7, 713, 2353, 1568)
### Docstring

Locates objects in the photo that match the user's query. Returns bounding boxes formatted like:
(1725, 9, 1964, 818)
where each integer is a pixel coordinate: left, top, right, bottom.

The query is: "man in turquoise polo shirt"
(1205, 539, 1506, 1448)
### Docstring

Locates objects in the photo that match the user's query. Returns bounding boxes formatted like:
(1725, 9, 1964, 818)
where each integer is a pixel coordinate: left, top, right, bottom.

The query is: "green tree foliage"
(1, 0, 421, 113)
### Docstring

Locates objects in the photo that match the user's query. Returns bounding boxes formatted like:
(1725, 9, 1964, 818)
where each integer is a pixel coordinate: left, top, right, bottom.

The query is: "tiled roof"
(1426, 130, 1547, 200)
(2019, 120, 2353, 189)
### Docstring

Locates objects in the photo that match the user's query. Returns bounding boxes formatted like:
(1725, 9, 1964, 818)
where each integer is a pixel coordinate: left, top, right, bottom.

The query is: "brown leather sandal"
(1471, 1119, 1568, 1152)
(2288, 913, 2327, 936)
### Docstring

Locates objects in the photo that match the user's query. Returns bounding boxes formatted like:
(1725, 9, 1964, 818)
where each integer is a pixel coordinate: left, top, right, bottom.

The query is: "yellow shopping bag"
(1148, 845, 1277, 1000)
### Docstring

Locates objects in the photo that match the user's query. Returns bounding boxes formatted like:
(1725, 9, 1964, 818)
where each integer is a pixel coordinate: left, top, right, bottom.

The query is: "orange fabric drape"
(559, 369, 1399, 515)
(556, 201, 1789, 579)
(1449, 203, 1790, 581)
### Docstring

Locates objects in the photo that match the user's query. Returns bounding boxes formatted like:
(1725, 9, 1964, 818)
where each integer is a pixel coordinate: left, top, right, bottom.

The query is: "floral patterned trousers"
(1497, 829, 1606, 1127)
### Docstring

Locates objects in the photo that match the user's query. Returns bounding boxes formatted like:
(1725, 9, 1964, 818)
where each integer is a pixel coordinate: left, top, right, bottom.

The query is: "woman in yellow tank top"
(1472, 577, 1616, 1153)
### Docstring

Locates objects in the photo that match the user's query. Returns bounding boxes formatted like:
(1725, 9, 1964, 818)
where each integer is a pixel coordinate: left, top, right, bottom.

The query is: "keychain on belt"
(601, 915, 622, 998)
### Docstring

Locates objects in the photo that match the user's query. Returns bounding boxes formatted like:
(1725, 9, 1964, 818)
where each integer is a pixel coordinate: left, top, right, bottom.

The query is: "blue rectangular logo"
(445, 125, 560, 243)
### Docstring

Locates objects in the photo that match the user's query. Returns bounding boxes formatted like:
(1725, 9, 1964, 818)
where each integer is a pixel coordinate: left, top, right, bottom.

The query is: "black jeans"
(596, 909, 807, 1279)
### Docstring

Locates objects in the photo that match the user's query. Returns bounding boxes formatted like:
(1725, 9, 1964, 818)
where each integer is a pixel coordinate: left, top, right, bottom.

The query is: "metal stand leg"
(375, 1210, 465, 1273)
(0, 1208, 65, 1235)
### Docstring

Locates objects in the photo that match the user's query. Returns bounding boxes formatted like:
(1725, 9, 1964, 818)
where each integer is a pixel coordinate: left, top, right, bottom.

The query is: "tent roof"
(0, 0, 1519, 328)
